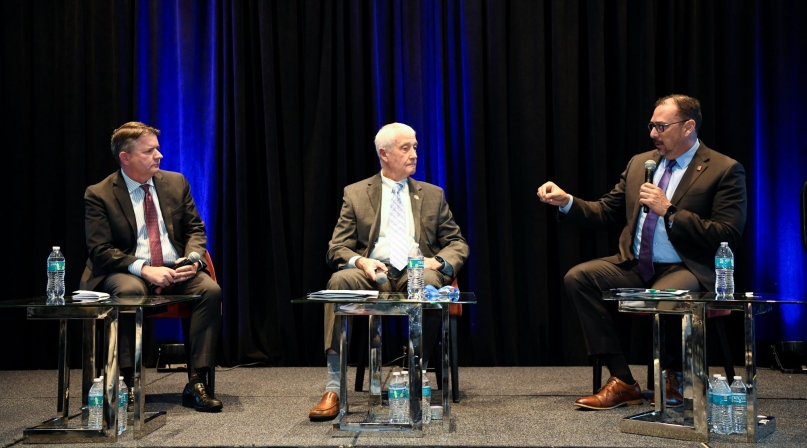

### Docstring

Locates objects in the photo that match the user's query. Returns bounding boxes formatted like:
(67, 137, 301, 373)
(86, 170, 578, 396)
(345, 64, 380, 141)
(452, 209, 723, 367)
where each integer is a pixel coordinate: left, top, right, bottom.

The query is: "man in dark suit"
(537, 94, 747, 410)
(308, 122, 470, 420)
(81, 122, 223, 412)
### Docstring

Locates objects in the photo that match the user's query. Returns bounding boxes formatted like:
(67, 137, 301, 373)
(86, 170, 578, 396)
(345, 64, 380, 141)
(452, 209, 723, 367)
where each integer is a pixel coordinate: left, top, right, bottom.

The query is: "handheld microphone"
(173, 251, 201, 269)
(375, 271, 388, 285)
(643, 160, 657, 213)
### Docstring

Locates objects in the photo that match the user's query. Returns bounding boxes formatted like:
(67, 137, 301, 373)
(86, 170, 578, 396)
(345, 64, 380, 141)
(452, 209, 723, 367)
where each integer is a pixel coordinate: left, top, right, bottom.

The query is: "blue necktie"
(389, 182, 409, 270)
(638, 160, 677, 282)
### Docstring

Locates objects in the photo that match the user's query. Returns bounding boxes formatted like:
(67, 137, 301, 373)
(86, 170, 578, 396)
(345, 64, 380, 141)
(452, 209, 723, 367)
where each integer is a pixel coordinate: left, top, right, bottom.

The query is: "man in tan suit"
(538, 94, 747, 410)
(309, 123, 470, 420)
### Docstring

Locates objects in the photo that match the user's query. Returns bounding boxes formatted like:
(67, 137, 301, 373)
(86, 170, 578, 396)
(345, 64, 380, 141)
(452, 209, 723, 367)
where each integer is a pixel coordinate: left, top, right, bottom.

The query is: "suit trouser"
(102, 271, 222, 371)
(564, 259, 701, 361)
(323, 267, 450, 365)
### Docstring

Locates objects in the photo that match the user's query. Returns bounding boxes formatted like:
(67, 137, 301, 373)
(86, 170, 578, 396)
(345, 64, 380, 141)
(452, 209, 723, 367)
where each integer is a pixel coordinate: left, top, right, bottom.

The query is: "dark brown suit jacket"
(559, 141, 747, 289)
(80, 169, 208, 291)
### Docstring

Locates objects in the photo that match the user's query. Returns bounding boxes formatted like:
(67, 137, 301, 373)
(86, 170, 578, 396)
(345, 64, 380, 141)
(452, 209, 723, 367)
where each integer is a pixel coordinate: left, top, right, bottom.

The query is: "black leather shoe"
(182, 382, 223, 412)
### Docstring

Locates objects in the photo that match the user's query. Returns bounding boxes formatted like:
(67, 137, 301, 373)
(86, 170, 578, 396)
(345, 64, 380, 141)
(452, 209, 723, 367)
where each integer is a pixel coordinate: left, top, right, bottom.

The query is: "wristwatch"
(434, 255, 447, 273)
(664, 204, 677, 229)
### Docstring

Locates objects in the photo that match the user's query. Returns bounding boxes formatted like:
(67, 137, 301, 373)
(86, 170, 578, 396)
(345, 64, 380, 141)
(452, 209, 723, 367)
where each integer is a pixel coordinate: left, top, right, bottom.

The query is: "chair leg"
(592, 356, 602, 394)
(450, 314, 460, 403)
(714, 317, 735, 380)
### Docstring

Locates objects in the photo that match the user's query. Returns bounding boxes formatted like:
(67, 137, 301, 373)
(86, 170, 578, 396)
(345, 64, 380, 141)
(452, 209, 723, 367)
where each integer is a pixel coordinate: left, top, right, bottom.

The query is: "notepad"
(615, 289, 689, 297)
(306, 290, 379, 301)
(71, 290, 111, 301)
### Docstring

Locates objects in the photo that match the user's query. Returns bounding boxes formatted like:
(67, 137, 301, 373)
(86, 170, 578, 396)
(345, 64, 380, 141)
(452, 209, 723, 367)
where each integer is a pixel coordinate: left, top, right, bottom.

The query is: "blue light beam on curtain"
(133, 0, 222, 343)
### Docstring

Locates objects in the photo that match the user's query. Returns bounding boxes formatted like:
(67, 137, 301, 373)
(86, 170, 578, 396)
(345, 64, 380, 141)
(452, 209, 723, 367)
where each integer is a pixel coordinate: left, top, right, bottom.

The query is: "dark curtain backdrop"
(2, 0, 805, 370)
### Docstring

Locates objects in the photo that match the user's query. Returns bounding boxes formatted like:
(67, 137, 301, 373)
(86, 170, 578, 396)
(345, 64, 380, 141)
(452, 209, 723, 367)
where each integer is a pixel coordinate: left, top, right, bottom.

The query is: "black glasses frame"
(647, 120, 688, 133)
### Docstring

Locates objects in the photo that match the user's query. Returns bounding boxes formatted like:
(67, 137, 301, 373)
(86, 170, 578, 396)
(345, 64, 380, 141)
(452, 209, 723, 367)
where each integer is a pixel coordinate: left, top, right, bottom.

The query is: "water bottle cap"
(119, 376, 124, 380)
(734, 375, 742, 380)
(93, 377, 102, 382)
(392, 372, 400, 376)
(53, 246, 60, 250)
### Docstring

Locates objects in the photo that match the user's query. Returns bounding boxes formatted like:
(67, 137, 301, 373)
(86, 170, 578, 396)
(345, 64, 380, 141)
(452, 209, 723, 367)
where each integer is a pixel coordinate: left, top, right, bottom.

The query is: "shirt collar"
(121, 170, 153, 194)
(380, 171, 407, 191)
(667, 139, 700, 170)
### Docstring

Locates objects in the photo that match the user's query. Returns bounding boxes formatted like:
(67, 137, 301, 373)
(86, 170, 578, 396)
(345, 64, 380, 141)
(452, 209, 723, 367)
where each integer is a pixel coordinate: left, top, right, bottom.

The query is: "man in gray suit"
(309, 122, 470, 420)
(537, 94, 747, 410)
(81, 122, 222, 412)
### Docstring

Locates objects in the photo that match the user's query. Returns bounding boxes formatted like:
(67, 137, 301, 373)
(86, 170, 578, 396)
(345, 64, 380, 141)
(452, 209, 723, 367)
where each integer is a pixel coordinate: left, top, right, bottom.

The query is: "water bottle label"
(713, 394, 731, 406)
(714, 257, 733, 269)
(48, 261, 65, 272)
(422, 386, 431, 398)
(89, 395, 104, 406)
(408, 258, 424, 270)
(731, 394, 746, 405)
(389, 387, 406, 399)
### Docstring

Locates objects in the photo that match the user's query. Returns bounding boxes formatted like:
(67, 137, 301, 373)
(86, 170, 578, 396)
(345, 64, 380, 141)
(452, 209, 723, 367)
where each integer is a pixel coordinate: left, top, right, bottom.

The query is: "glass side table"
(1, 295, 199, 443)
(605, 291, 804, 443)
(293, 292, 475, 435)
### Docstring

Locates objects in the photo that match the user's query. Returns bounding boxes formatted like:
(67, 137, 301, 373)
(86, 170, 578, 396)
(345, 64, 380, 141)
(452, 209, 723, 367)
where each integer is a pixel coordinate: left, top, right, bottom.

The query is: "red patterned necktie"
(638, 160, 677, 282)
(141, 184, 164, 267)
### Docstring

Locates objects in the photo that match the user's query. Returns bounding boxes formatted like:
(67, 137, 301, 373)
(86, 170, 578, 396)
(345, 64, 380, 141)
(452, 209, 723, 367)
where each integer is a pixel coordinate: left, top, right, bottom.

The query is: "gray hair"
(374, 123, 416, 157)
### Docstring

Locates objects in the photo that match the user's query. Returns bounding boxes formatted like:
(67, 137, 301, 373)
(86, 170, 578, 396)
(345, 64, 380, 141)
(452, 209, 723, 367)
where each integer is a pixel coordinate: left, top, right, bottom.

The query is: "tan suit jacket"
(326, 173, 469, 274)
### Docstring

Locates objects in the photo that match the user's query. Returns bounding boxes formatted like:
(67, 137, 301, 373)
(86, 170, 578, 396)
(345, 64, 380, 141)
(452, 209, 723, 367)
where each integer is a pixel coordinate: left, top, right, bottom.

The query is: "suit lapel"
(408, 177, 423, 243)
(671, 141, 710, 205)
(366, 174, 382, 252)
(113, 170, 138, 237)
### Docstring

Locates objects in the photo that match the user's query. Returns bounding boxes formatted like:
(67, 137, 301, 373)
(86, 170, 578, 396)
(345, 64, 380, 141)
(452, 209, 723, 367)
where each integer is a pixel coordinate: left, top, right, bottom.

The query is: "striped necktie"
(389, 182, 409, 270)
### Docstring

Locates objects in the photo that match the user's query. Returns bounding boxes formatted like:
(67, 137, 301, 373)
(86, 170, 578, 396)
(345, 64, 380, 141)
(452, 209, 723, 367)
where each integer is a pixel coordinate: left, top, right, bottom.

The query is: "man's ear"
(119, 151, 129, 166)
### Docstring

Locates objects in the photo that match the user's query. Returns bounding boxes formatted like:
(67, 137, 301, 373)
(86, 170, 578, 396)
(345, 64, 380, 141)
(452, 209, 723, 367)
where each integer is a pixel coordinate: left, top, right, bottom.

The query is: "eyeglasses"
(647, 120, 688, 133)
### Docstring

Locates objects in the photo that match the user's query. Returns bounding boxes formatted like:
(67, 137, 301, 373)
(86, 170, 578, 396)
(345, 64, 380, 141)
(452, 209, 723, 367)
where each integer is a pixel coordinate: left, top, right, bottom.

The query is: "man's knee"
(327, 270, 370, 290)
(104, 273, 149, 296)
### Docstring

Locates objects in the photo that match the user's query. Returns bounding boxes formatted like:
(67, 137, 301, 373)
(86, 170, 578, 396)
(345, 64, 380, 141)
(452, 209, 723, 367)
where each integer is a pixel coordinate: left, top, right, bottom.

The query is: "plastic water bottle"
(708, 373, 720, 431)
(714, 242, 735, 297)
(46, 246, 66, 304)
(407, 246, 424, 300)
(712, 376, 732, 434)
(730, 375, 747, 434)
(118, 376, 128, 434)
(388, 372, 408, 423)
(422, 378, 432, 424)
(88, 377, 103, 429)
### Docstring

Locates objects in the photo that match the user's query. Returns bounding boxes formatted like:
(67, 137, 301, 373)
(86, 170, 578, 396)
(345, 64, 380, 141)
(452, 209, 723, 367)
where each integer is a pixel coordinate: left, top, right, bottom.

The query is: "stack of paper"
(307, 290, 379, 301)
(614, 289, 689, 297)
(71, 290, 111, 301)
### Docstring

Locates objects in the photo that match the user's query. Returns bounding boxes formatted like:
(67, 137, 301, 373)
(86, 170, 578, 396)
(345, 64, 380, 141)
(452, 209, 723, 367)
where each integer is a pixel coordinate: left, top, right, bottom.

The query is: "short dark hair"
(110, 122, 160, 165)
(655, 94, 702, 132)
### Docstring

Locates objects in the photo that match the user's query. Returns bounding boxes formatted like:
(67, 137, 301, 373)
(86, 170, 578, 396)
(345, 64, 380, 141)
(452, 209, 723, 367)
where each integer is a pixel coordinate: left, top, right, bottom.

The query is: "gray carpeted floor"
(1, 366, 806, 447)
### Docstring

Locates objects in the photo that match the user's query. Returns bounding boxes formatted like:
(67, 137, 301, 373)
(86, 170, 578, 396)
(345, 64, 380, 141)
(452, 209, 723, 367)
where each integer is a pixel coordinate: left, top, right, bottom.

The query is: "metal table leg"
(746, 302, 776, 441)
(133, 307, 166, 438)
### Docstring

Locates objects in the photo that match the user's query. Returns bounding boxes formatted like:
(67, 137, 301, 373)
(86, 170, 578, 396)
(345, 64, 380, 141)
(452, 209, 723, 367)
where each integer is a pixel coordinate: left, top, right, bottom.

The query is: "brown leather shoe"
(309, 391, 340, 420)
(650, 370, 684, 407)
(574, 376, 643, 410)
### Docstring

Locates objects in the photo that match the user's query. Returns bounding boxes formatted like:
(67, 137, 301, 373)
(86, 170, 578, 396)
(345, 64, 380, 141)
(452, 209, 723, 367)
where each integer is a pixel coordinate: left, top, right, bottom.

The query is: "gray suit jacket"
(326, 173, 469, 275)
(80, 170, 208, 291)
(559, 141, 747, 289)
